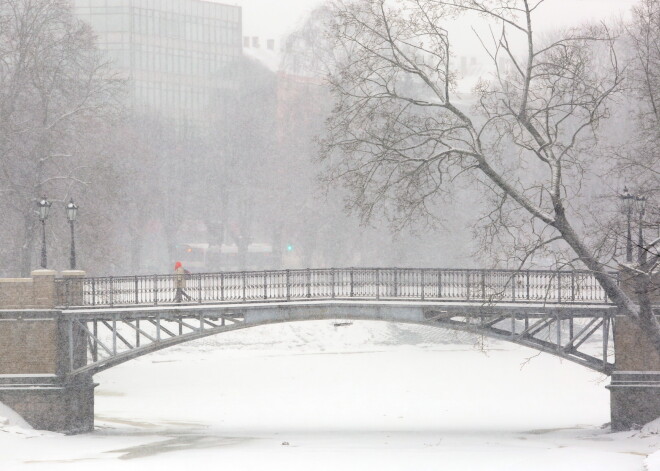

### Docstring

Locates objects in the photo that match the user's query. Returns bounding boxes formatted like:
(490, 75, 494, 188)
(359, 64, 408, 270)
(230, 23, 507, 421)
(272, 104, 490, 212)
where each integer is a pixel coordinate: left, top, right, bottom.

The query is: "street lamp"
(620, 187, 635, 263)
(37, 197, 52, 269)
(636, 195, 647, 264)
(66, 198, 78, 269)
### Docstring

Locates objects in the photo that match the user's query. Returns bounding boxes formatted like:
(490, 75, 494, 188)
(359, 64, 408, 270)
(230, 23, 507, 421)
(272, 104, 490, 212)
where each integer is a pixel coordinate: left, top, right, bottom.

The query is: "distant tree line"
(0, 0, 451, 278)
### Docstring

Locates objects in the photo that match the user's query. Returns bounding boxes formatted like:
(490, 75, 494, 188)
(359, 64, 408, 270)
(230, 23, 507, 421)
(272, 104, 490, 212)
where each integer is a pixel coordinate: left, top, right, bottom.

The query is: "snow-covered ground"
(1, 321, 659, 470)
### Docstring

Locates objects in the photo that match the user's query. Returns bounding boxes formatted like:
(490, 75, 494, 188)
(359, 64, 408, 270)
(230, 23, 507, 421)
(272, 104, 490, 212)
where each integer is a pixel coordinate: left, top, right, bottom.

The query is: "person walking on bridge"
(174, 261, 192, 303)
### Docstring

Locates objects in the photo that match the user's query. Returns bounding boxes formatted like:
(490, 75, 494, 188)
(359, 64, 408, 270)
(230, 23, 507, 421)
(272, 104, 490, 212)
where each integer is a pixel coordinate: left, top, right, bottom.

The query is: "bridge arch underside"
(65, 301, 616, 378)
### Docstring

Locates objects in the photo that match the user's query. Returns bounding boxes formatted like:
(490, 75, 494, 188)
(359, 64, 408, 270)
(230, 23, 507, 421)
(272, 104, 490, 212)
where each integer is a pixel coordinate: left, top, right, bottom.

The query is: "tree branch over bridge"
(316, 0, 660, 353)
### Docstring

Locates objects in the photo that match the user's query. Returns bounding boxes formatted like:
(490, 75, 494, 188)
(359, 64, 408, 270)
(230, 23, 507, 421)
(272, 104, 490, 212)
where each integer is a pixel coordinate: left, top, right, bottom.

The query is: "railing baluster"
(376, 269, 380, 300)
(153, 275, 158, 306)
(306, 268, 311, 298)
(286, 269, 291, 301)
(526, 271, 530, 300)
(437, 269, 442, 298)
(511, 272, 516, 302)
(481, 270, 486, 300)
(331, 268, 335, 299)
(264, 271, 268, 300)
(571, 271, 576, 301)
(393, 269, 398, 298)
(557, 271, 561, 303)
(242, 272, 246, 302)
(466, 271, 470, 301)
(421, 269, 425, 301)
(350, 268, 354, 297)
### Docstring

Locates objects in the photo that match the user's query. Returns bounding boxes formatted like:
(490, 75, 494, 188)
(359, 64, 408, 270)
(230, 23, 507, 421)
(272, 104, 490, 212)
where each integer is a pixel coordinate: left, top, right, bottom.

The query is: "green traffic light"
(286, 244, 294, 252)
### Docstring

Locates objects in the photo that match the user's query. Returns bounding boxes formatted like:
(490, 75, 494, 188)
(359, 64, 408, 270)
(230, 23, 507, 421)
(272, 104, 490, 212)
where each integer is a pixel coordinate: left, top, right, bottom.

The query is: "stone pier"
(609, 315, 660, 430)
(609, 271, 660, 431)
(0, 270, 93, 434)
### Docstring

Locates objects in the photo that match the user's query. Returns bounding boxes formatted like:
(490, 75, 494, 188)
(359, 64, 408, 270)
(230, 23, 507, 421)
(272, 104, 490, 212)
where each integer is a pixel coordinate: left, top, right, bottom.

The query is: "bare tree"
(0, 0, 122, 275)
(627, 0, 660, 144)
(320, 0, 660, 350)
(616, 0, 660, 203)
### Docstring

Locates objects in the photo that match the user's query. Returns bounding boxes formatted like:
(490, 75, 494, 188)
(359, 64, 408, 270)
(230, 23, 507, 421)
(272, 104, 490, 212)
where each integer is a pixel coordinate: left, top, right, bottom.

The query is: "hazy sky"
(222, 0, 326, 40)
(224, 0, 640, 44)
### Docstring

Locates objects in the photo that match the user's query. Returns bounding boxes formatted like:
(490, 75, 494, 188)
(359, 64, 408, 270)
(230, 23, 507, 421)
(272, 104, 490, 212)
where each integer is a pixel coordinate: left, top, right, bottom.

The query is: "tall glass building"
(73, 0, 243, 130)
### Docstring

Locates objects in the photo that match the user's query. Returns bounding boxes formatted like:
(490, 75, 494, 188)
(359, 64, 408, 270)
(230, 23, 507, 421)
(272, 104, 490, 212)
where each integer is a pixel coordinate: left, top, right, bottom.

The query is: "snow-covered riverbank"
(1, 321, 659, 470)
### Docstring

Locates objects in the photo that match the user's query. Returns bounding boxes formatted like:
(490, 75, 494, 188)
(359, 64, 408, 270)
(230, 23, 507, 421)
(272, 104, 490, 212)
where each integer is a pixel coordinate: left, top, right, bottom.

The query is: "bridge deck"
(59, 299, 616, 319)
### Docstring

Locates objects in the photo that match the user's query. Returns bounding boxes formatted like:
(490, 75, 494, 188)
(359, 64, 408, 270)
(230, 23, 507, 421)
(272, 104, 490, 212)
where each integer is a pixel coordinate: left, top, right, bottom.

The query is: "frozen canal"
(1, 321, 659, 470)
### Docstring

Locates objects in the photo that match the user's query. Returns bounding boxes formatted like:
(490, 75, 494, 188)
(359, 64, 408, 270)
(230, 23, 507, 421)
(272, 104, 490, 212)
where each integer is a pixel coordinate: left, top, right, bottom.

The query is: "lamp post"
(636, 195, 647, 264)
(66, 198, 78, 269)
(37, 197, 52, 269)
(620, 187, 635, 263)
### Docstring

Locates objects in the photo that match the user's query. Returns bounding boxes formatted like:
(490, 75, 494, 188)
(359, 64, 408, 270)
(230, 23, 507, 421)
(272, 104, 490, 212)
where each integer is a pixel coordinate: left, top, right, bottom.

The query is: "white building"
(73, 0, 243, 130)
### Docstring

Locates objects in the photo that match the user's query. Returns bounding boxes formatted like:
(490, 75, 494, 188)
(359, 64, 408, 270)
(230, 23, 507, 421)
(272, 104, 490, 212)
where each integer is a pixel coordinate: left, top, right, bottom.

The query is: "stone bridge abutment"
(609, 316, 660, 430)
(0, 270, 92, 433)
(609, 270, 660, 430)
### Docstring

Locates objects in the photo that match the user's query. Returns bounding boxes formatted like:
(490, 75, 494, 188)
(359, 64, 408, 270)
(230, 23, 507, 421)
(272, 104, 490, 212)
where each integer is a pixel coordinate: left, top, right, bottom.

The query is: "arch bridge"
(0, 267, 657, 434)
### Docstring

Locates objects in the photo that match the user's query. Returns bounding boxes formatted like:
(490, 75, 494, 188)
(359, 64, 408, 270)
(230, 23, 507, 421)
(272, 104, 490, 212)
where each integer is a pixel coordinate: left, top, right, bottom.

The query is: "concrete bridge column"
(609, 315, 660, 431)
(0, 270, 93, 434)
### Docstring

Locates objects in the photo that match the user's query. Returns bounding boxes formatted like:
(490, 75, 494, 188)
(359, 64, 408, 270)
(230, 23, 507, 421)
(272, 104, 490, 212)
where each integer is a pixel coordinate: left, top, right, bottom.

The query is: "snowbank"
(0, 401, 33, 434)
(641, 418, 660, 471)
(642, 417, 660, 436)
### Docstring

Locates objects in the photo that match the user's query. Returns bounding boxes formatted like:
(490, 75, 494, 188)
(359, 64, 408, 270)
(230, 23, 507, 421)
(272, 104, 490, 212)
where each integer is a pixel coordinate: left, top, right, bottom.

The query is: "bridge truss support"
(2, 300, 658, 433)
(0, 301, 615, 434)
(63, 302, 616, 378)
(68, 308, 246, 376)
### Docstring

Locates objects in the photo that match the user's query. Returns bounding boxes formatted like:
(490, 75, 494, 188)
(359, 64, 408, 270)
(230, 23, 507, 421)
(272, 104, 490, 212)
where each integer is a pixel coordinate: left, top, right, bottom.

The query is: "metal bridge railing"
(55, 268, 615, 308)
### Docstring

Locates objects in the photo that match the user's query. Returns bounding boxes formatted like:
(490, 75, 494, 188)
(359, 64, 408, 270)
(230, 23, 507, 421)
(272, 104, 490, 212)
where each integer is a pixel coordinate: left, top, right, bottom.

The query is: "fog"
(0, 0, 655, 277)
